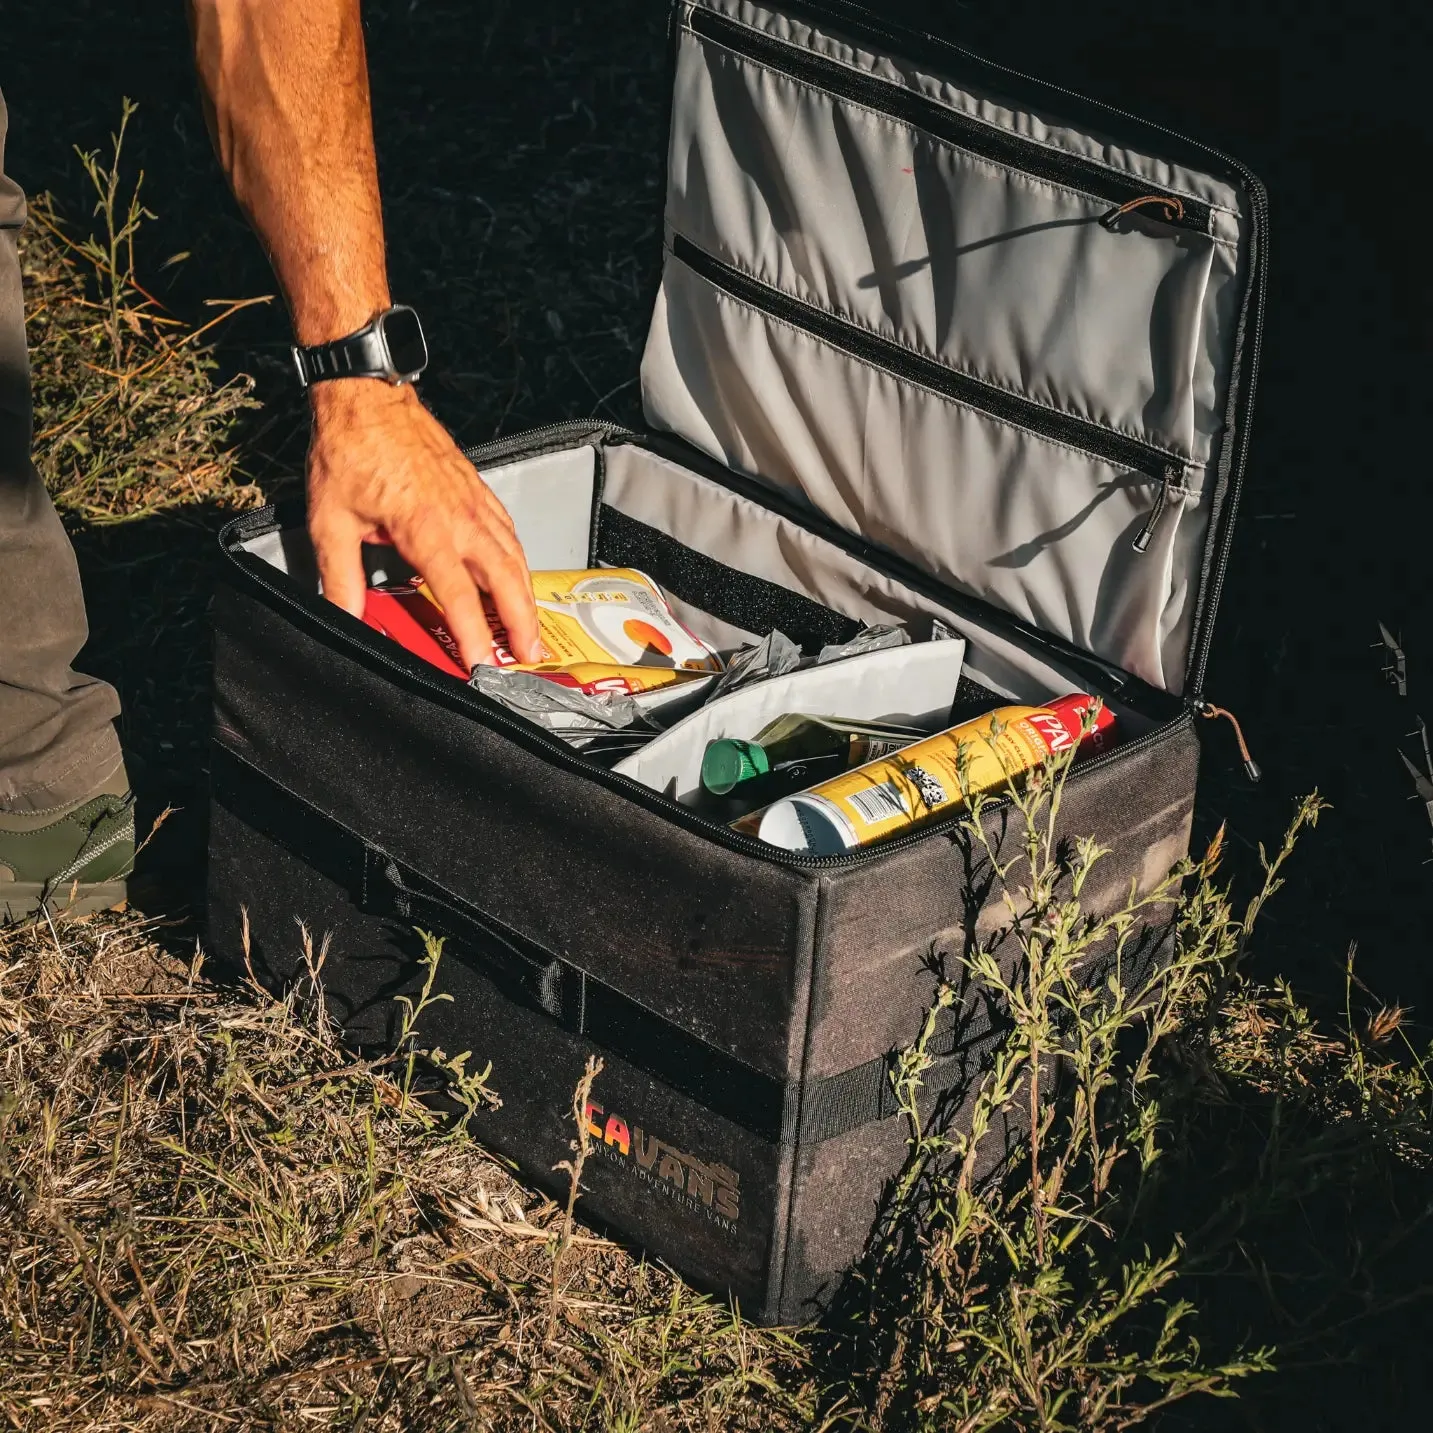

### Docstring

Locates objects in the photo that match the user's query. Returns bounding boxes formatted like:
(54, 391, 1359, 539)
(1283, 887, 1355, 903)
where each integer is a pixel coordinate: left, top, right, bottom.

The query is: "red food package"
(362, 583, 468, 679)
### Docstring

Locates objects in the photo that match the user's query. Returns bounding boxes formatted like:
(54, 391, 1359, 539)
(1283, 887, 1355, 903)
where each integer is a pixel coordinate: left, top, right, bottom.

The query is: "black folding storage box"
(207, 0, 1265, 1323)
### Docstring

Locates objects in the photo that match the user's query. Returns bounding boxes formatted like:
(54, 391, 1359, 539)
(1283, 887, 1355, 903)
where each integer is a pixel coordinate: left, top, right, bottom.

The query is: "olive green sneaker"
(0, 765, 135, 923)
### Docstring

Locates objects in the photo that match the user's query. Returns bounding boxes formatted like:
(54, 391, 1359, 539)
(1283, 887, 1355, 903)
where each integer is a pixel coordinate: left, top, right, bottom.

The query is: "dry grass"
(0, 916, 814, 1431)
(18, 102, 264, 525)
(3, 804, 1429, 1432)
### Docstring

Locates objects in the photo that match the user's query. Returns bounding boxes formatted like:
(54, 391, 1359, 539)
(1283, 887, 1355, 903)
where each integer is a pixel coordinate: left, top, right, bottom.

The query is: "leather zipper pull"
(1100, 193, 1187, 230)
(1197, 701, 1262, 782)
(1131, 467, 1180, 553)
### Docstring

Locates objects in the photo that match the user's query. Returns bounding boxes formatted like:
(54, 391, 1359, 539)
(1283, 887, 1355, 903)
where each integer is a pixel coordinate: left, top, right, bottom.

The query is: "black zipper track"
(672, 233, 1180, 484)
(686, 5, 1213, 238)
(460, 418, 624, 470)
(219, 483, 1184, 873)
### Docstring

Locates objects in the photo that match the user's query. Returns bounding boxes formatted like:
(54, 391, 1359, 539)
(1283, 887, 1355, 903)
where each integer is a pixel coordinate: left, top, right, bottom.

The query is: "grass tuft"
(17, 100, 264, 525)
(0, 916, 815, 1430)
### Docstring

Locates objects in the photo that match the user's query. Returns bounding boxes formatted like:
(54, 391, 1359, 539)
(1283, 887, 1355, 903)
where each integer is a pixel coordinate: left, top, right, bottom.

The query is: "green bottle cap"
(701, 738, 771, 795)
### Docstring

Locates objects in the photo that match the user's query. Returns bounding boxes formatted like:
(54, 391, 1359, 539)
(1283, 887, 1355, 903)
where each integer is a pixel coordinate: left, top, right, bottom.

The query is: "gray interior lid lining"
(641, 0, 1262, 697)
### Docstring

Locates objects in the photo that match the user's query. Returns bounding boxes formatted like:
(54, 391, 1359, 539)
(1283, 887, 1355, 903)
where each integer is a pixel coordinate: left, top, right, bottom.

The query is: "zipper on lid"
(685, 5, 1214, 237)
(220, 504, 1186, 870)
(1130, 466, 1182, 553)
(671, 234, 1185, 550)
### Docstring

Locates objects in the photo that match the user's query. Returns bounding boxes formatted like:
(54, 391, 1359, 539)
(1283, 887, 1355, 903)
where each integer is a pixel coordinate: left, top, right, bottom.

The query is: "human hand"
(305, 381, 541, 669)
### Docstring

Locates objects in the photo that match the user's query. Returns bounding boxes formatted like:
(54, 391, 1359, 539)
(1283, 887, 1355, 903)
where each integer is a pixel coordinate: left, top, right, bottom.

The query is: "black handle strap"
(364, 852, 587, 1031)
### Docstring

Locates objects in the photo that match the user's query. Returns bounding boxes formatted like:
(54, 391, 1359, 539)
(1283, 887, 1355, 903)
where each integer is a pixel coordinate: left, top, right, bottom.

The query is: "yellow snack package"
(421, 568, 722, 695)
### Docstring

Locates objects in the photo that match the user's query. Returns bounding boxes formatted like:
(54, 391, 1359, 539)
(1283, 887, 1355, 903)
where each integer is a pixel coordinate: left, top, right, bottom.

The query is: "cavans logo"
(583, 1100, 741, 1230)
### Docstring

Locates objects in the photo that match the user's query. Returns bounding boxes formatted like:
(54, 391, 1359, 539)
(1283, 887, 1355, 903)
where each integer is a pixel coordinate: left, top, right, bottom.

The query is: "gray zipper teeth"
(1187, 183, 1267, 697)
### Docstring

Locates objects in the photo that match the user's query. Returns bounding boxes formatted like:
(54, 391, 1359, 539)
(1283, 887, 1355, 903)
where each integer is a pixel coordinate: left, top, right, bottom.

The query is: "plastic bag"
(470, 666, 647, 732)
(816, 623, 911, 665)
(708, 629, 803, 699)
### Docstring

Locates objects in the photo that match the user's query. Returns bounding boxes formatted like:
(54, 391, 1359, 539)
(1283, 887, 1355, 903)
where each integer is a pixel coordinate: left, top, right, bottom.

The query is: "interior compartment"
(612, 636, 968, 803)
(237, 0, 1259, 827)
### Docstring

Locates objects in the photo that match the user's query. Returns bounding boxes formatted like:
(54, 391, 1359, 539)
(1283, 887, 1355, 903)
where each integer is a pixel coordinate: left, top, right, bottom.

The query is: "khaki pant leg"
(0, 89, 122, 813)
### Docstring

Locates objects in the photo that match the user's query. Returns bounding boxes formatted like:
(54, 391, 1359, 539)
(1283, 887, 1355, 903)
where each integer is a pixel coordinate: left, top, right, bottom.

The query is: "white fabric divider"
(480, 445, 596, 570)
(613, 637, 967, 804)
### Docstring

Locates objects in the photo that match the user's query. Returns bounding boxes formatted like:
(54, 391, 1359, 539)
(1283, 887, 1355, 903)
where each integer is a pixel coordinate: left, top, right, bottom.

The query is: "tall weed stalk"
(18, 100, 265, 521)
(827, 723, 1328, 1431)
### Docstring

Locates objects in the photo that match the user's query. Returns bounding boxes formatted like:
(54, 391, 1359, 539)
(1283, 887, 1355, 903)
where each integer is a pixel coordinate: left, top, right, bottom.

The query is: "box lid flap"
(640, 0, 1266, 696)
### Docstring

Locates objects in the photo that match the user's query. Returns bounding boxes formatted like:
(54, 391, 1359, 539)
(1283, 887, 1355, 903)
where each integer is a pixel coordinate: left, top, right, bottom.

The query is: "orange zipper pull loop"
(1197, 702, 1262, 783)
(1100, 193, 1186, 230)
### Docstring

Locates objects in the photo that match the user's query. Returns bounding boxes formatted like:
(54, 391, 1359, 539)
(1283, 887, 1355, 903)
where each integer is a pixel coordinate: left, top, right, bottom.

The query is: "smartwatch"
(291, 305, 429, 389)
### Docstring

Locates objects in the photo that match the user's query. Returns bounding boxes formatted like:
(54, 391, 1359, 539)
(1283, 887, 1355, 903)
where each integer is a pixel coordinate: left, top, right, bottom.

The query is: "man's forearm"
(187, 0, 542, 667)
(188, 0, 388, 345)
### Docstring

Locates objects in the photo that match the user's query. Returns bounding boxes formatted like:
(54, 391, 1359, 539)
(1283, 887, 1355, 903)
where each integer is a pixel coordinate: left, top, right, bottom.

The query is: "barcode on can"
(846, 780, 909, 825)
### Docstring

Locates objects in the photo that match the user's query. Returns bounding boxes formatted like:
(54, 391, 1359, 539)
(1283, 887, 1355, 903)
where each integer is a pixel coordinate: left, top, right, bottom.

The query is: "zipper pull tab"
(1100, 194, 1187, 230)
(1197, 701, 1262, 783)
(1132, 467, 1180, 554)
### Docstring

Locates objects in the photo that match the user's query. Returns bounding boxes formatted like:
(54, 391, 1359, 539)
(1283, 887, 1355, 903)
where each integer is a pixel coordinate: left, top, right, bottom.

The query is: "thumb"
(311, 510, 370, 620)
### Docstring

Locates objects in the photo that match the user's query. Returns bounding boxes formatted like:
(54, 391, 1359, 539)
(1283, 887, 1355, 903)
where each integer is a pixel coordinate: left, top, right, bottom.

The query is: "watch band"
(291, 325, 388, 387)
(291, 305, 428, 389)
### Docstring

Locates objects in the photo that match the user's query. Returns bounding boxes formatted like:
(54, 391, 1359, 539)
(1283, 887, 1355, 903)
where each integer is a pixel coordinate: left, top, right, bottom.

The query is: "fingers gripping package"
(363, 567, 723, 693)
(212, 0, 1267, 1329)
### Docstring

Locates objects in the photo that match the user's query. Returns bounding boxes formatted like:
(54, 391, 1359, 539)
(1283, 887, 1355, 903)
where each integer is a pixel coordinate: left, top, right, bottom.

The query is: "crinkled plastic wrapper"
(470, 666, 717, 759)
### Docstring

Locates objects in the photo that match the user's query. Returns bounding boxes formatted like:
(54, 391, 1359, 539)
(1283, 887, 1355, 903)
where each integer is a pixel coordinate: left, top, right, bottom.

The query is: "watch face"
(380, 306, 428, 378)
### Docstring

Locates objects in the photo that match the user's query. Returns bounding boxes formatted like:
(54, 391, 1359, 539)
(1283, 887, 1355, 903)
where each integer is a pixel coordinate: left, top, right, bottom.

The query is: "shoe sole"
(0, 880, 129, 924)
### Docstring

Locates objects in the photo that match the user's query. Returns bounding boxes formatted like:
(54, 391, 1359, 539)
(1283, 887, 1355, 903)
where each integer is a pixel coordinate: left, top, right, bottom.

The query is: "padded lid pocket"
(643, 0, 1262, 697)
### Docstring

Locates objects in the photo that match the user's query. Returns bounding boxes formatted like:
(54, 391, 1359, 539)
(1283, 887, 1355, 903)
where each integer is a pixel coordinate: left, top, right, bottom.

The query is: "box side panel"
(776, 724, 1198, 1317)
(775, 1042, 1079, 1322)
(208, 799, 785, 1320)
(803, 722, 1199, 1083)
